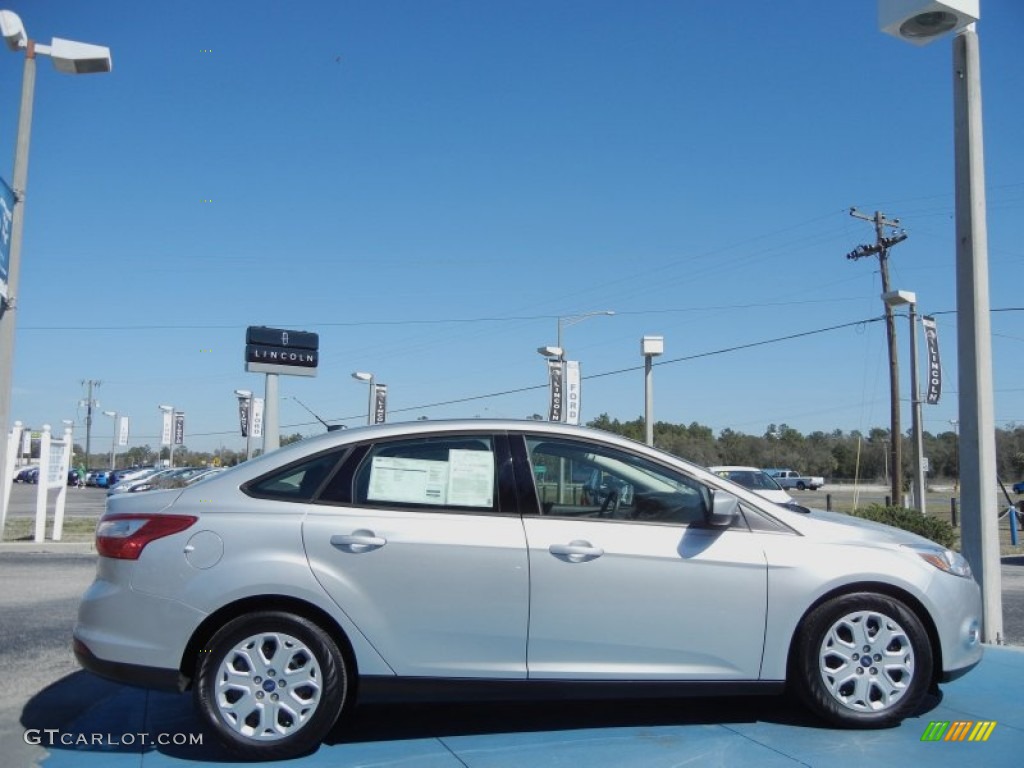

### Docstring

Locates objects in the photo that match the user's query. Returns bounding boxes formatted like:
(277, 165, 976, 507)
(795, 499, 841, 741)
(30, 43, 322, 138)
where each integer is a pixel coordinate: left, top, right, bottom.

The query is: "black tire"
(193, 611, 347, 760)
(796, 481, 806, 491)
(792, 593, 932, 728)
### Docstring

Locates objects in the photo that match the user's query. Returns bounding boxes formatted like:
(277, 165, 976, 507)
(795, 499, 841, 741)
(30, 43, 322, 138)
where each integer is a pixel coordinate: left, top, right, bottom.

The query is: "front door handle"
(331, 530, 386, 553)
(549, 540, 604, 563)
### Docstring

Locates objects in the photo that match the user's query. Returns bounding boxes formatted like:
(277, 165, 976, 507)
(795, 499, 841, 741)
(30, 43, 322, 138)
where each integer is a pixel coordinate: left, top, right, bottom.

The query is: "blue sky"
(1, 0, 1022, 455)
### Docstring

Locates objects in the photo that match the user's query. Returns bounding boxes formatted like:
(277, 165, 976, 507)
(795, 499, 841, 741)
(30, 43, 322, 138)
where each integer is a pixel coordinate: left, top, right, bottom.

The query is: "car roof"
(708, 465, 763, 473)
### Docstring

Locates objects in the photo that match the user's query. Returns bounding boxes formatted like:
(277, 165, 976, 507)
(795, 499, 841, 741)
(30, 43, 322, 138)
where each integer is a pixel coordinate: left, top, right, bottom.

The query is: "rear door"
(299, 432, 531, 678)
(514, 433, 768, 680)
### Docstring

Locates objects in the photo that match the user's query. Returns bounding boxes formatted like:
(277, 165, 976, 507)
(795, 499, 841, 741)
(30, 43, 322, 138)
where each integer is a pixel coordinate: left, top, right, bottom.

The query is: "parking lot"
(1, 483, 1023, 766)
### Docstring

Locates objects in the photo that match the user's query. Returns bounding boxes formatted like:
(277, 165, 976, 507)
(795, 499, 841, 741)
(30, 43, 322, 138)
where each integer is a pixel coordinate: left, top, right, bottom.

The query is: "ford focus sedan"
(74, 419, 982, 760)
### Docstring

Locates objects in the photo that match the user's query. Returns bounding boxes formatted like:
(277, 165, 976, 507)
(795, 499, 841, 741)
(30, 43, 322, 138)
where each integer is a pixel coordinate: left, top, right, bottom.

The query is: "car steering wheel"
(600, 489, 620, 518)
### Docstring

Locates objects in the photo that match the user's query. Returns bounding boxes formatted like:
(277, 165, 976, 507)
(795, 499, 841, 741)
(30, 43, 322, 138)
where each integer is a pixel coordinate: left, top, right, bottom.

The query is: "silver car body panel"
(74, 419, 982, 697)
(523, 517, 767, 679)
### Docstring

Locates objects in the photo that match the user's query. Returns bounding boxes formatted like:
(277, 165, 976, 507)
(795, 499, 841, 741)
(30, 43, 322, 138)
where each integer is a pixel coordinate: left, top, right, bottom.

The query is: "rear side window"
(244, 450, 346, 502)
(353, 435, 497, 512)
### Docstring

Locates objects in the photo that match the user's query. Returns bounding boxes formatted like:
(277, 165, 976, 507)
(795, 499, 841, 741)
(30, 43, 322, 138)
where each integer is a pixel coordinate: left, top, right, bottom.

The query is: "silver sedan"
(74, 419, 982, 760)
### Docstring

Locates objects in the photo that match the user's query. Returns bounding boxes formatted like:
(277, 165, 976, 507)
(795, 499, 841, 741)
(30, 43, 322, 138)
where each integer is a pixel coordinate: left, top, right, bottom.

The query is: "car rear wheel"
(792, 593, 932, 727)
(194, 611, 347, 760)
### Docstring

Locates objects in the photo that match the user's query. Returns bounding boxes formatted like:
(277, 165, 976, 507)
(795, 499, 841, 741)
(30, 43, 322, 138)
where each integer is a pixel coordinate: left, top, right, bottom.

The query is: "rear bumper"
(73, 636, 185, 692)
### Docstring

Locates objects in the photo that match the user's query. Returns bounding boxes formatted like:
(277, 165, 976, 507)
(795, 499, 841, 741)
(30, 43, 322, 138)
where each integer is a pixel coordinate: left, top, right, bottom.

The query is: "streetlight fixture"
(351, 372, 374, 426)
(878, 0, 1002, 643)
(0, 10, 112, 519)
(555, 310, 615, 361)
(882, 290, 926, 515)
(234, 390, 254, 460)
(536, 311, 614, 425)
(641, 336, 664, 447)
(102, 410, 117, 470)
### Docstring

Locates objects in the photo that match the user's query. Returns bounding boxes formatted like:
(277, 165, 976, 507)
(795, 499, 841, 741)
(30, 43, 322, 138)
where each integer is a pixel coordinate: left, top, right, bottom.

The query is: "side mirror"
(706, 490, 740, 528)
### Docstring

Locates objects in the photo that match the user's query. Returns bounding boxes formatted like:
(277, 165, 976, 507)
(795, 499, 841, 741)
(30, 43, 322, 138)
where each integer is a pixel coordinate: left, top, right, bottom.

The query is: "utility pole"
(79, 379, 100, 473)
(847, 208, 907, 507)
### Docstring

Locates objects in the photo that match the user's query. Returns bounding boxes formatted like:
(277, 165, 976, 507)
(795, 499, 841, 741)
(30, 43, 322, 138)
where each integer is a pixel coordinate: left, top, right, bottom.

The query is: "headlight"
(911, 546, 973, 578)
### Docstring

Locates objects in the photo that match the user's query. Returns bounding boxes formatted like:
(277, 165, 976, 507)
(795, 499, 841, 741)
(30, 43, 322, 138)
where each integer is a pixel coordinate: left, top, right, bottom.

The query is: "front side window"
(353, 435, 497, 512)
(526, 436, 710, 524)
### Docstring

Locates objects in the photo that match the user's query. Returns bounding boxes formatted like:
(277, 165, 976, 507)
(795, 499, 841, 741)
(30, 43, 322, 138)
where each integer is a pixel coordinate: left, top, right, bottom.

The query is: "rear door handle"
(549, 540, 604, 563)
(331, 531, 386, 553)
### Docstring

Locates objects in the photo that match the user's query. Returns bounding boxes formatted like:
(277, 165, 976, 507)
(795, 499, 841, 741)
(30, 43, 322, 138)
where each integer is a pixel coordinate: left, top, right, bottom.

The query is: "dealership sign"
(245, 326, 319, 377)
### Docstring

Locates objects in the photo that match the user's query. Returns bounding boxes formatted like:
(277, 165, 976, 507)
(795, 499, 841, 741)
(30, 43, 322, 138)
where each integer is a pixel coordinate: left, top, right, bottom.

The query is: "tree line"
(586, 414, 1024, 485)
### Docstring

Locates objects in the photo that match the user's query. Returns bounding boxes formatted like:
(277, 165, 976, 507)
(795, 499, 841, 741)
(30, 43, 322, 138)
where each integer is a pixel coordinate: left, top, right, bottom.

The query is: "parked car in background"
(1013, 481, 1024, 495)
(14, 466, 38, 483)
(184, 467, 228, 485)
(107, 467, 164, 495)
(708, 465, 796, 506)
(75, 419, 982, 760)
(763, 468, 825, 491)
(114, 467, 208, 494)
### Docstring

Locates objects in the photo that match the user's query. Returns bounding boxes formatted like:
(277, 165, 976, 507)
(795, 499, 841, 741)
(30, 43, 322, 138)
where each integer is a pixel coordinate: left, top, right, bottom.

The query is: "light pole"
(234, 390, 253, 460)
(0, 10, 111, 525)
(352, 372, 374, 426)
(537, 310, 614, 425)
(882, 290, 926, 515)
(102, 410, 117, 469)
(641, 336, 664, 447)
(555, 310, 615, 361)
(158, 405, 173, 467)
(879, 0, 1002, 643)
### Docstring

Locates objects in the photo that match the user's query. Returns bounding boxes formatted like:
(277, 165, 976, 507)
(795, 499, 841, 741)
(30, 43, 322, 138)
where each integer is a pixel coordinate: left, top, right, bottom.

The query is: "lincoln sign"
(245, 326, 319, 377)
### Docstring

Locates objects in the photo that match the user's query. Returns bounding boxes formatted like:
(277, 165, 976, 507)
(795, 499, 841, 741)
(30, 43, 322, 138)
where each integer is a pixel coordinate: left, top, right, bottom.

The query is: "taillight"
(95, 513, 198, 560)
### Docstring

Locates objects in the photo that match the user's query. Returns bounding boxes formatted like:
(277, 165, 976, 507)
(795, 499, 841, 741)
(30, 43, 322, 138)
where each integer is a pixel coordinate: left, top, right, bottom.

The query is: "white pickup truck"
(763, 468, 824, 491)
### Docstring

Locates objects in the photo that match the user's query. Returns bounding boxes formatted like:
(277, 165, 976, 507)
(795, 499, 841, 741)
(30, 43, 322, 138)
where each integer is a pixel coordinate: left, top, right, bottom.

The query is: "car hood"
(782, 507, 943, 550)
(753, 489, 795, 505)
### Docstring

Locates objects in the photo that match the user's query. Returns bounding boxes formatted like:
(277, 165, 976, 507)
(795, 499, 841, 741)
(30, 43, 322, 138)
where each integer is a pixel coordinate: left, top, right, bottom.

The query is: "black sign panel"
(245, 344, 319, 368)
(246, 326, 319, 351)
(922, 315, 942, 405)
(174, 413, 185, 446)
(548, 360, 564, 422)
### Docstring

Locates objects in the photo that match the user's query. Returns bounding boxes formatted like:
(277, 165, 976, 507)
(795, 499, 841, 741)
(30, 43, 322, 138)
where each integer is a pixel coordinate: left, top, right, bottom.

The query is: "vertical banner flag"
(161, 410, 173, 446)
(173, 412, 185, 446)
(547, 360, 564, 422)
(252, 398, 264, 438)
(0, 177, 14, 304)
(118, 416, 130, 447)
(373, 384, 387, 424)
(20, 428, 30, 456)
(237, 396, 250, 437)
(922, 315, 941, 405)
(565, 360, 581, 425)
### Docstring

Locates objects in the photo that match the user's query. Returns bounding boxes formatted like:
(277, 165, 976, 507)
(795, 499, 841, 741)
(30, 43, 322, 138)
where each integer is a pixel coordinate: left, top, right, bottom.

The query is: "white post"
(953, 26, 1002, 644)
(1, 420, 23, 532)
(51, 425, 72, 541)
(264, 373, 279, 453)
(33, 424, 50, 542)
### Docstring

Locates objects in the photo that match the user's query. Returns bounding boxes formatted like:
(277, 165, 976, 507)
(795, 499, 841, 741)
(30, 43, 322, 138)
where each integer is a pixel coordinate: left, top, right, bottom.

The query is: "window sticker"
(367, 456, 449, 504)
(446, 449, 494, 507)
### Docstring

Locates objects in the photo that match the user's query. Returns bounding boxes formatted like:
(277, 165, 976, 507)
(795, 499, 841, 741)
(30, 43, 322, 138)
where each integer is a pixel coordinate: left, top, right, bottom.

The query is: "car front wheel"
(194, 611, 347, 760)
(792, 593, 932, 727)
